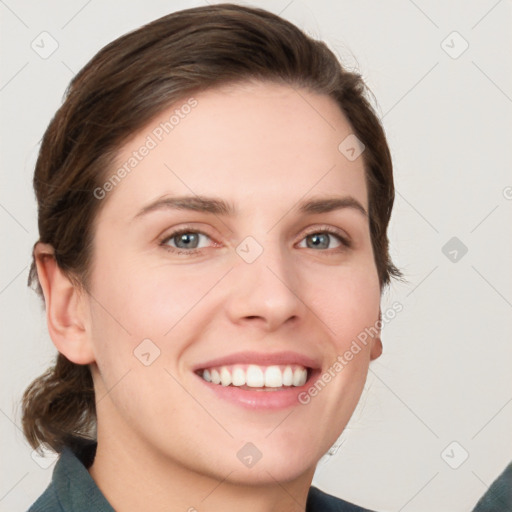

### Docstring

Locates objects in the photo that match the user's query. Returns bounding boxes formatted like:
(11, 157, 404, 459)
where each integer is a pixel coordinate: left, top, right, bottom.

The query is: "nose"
(224, 241, 305, 332)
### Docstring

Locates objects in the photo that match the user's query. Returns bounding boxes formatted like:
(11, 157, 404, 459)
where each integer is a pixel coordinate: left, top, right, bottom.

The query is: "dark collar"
(30, 439, 114, 512)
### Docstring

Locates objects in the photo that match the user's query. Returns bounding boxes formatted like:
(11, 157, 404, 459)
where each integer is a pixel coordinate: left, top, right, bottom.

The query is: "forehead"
(98, 81, 367, 220)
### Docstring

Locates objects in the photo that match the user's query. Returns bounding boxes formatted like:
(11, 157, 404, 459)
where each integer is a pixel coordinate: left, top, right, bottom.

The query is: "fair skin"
(35, 81, 382, 512)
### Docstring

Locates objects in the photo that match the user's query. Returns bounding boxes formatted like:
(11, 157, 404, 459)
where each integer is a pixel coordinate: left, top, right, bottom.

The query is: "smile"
(192, 350, 321, 409)
(196, 364, 310, 389)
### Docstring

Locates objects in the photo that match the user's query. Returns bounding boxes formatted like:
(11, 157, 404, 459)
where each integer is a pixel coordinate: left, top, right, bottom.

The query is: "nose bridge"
(225, 228, 303, 328)
(236, 225, 289, 282)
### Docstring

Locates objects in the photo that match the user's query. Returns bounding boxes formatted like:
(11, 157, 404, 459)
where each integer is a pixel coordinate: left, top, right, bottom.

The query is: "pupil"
(310, 233, 328, 249)
(178, 233, 197, 248)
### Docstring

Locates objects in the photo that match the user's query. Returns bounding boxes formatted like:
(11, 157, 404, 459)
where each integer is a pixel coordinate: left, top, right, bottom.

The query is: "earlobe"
(370, 336, 382, 360)
(34, 242, 95, 365)
(369, 308, 383, 361)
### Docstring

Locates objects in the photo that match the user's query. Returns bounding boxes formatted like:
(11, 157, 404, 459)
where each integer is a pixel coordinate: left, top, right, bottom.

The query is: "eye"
(159, 225, 351, 256)
(160, 228, 215, 255)
(297, 227, 351, 252)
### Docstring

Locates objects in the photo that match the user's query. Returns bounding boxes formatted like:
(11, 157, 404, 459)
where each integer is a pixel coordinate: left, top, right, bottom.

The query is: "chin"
(227, 459, 316, 486)
(239, 444, 320, 484)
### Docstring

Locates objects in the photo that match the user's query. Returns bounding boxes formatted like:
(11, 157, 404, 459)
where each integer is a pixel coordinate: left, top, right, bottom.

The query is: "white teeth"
(220, 366, 231, 386)
(210, 368, 221, 385)
(282, 366, 293, 386)
(246, 365, 264, 387)
(200, 364, 309, 388)
(264, 366, 283, 387)
(232, 367, 246, 386)
(293, 367, 307, 386)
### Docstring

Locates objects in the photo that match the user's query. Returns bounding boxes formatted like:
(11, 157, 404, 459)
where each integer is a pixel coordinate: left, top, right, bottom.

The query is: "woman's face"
(85, 80, 382, 484)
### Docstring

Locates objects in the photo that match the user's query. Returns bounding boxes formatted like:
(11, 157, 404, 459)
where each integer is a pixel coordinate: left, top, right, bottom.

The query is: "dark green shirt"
(471, 462, 512, 512)
(28, 440, 376, 511)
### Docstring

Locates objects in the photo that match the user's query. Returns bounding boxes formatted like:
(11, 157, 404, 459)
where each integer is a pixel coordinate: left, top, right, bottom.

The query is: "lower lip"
(194, 370, 321, 410)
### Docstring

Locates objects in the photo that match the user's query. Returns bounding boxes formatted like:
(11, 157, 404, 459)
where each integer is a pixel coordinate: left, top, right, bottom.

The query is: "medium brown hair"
(22, 2, 404, 453)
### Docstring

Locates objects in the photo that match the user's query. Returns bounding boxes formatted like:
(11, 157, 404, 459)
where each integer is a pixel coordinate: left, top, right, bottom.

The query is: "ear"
(369, 308, 383, 361)
(34, 242, 95, 365)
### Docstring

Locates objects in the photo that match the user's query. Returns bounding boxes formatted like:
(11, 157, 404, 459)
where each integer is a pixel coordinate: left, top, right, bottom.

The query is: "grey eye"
(174, 232, 200, 249)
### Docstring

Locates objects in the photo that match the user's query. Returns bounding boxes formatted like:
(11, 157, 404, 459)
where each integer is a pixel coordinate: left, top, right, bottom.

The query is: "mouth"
(191, 350, 322, 409)
(194, 364, 314, 391)
(193, 362, 321, 410)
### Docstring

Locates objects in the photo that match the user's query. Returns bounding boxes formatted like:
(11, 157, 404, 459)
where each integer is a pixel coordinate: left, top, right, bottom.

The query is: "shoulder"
(28, 481, 62, 512)
(307, 485, 378, 512)
(471, 461, 512, 512)
(27, 439, 113, 512)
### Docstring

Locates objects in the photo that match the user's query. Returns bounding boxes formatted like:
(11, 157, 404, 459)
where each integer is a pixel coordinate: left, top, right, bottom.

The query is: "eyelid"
(159, 223, 352, 254)
(300, 224, 351, 246)
(159, 224, 218, 247)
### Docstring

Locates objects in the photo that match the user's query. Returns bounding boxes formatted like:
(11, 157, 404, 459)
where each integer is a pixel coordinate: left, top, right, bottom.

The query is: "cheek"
(89, 248, 206, 337)
(87, 254, 230, 389)
(307, 263, 381, 347)
(310, 266, 380, 414)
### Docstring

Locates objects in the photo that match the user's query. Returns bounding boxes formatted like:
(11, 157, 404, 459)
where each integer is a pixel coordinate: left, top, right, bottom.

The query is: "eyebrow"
(134, 194, 368, 220)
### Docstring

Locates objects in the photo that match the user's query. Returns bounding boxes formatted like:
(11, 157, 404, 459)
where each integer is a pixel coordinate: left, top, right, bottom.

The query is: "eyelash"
(159, 225, 352, 256)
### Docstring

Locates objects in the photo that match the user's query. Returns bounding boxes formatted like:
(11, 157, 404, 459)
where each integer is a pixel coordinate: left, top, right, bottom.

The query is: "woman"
(22, 3, 405, 511)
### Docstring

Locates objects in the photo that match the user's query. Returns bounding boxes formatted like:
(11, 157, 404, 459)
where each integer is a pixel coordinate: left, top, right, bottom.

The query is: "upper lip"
(193, 350, 322, 371)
